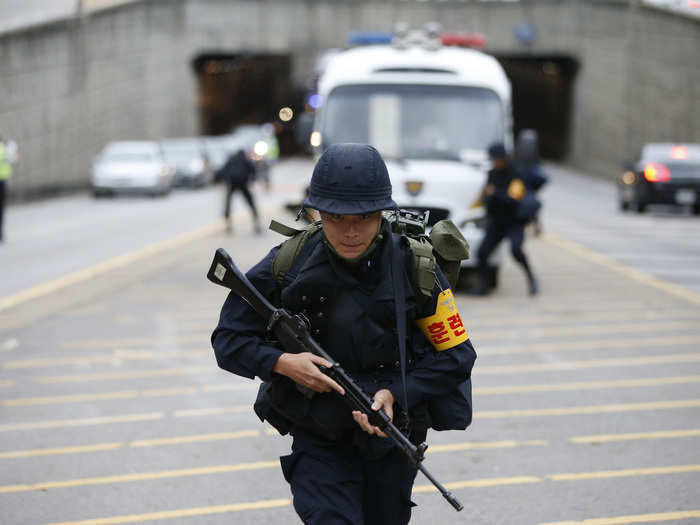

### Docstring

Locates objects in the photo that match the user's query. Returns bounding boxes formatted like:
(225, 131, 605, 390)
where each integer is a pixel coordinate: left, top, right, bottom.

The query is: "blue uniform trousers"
(477, 218, 533, 289)
(280, 430, 418, 525)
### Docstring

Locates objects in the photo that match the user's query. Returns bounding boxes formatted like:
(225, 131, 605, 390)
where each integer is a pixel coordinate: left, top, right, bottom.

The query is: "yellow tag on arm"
(507, 178, 526, 200)
(415, 289, 469, 351)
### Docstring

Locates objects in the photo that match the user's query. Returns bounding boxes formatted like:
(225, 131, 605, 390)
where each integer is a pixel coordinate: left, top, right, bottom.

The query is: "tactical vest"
(252, 216, 473, 439)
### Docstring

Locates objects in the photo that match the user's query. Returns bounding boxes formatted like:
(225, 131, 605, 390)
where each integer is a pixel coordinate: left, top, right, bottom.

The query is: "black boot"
(527, 273, 538, 296)
(466, 263, 491, 296)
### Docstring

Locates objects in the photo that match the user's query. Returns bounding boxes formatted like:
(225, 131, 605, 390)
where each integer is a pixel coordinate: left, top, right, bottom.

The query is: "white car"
(308, 29, 511, 286)
(160, 138, 212, 188)
(91, 141, 174, 197)
(205, 125, 278, 179)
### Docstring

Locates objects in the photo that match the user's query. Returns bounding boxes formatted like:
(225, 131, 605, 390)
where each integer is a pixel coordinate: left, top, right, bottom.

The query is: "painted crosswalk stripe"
(570, 428, 700, 444)
(484, 335, 700, 356)
(0, 461, 281, 493)
(548, 464, 700, 481)
(0, 412, 163, 432)
(42, 499, 293, 525)
(4, 398, 699, 434)
(541, 509, 700, 524)
(0, 435, 539, 461)
(35, 366, 214, 384)
(478, 353, 700, 374)
(476, 375, 700, 395)
(129, 430, 260, 447)
(1, 384, 256, 407)
(477, 399, 700, 418)
(3, 456, 699, 495)
(0, 443, 124, 459)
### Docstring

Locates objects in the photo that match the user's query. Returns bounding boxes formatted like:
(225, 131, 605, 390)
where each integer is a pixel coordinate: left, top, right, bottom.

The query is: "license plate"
(675, 189, 696, 205)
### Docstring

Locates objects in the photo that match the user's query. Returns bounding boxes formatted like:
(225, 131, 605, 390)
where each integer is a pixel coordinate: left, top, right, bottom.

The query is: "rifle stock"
(207, 248, 463, 512)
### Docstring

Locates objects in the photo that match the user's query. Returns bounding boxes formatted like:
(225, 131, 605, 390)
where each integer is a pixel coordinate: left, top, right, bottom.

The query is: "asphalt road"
(1, 159, 699, 525)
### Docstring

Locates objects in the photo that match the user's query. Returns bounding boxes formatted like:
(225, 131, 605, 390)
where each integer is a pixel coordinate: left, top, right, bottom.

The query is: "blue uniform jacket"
(211, 225, 476, 434)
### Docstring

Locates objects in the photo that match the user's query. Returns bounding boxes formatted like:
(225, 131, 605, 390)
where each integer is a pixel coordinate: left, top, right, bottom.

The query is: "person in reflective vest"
(0, 136, 16, 243)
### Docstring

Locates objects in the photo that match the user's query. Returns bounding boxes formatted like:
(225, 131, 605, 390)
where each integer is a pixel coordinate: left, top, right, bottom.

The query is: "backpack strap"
(270, 220, 323, 284)
(405, 235, 436, 301)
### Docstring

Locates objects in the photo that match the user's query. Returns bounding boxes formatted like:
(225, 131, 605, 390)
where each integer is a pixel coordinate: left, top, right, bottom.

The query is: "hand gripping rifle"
(207, 248, 463, 512)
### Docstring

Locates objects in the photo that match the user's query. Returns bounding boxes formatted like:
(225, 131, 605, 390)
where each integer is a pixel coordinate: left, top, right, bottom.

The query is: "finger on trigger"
(322, 375, 344, 396)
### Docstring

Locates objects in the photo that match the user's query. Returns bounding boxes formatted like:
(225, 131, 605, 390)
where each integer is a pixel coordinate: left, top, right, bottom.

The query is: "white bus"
(308, 29, 512, 285)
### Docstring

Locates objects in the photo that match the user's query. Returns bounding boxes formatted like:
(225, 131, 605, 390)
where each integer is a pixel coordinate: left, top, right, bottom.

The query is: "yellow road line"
(1, 385, 254, 407)
(0, 430, 264, 459)
(0, 461, 281, 493)
(16, 332, 700, 368)
(22, 373, 697, 407)
(0, 221, 225, 312)
(413, 476, 542, 493)
(570, 428, 700, 444)
(467, 309, 700, 328)
(58, 318, 700, 351)
(5, 397, 698, 435)
(549, 464, 700, 481)
(173, 405, 252, 417)
(129, 430, 260, 447)
(477, 399, 700, 418)
(202, 383, 257, 392)
(2, 390, 141, 406)
(36, 366, 213, 384)
(485, 335, 700, 356)
(0, 412, 163, 432)
(428, 440, 546, 453)
(0, 434, 536, 461)
(4, 355, 156, 369)
(478, 353, 700, 374)
(476, 375, 700, 395)
(475, 320, 700, 342)
(544, 232, 700, 306)
(62, 334, 209, 350)
(541, 509, 700, 524)
(2, 350, 208, 369)
(43, 498, 292, 525)
(0, 443, 124, 459)
(33, 351, 700, 385)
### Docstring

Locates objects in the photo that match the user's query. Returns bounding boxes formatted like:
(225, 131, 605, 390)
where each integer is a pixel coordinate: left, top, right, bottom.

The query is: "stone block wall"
(1, 0, 698, 198)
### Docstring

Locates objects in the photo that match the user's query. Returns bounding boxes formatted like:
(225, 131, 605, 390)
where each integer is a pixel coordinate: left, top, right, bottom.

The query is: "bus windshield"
(321, 84, 505, 160)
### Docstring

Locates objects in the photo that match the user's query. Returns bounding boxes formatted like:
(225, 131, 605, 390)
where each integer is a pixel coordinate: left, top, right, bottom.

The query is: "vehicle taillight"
(643, 163, 671, 182)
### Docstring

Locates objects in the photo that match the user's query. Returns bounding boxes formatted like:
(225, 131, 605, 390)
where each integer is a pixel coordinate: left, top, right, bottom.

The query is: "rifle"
(207, 248, 463, 512)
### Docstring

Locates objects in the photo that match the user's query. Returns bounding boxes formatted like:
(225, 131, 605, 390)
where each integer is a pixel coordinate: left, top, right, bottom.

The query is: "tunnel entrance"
(495, 55, 579, 161)
(191, 52, 301, 155)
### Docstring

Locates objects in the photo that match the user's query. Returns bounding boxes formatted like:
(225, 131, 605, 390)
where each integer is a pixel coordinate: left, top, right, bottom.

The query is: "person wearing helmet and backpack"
(212, 143, 476, 525)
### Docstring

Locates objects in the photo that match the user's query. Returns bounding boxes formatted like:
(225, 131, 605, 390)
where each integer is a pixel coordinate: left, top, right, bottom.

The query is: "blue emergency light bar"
(347, 31, 393, 46)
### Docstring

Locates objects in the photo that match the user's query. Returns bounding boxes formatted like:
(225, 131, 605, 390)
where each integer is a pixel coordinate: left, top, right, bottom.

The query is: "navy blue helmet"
(303, 143, 397, 215)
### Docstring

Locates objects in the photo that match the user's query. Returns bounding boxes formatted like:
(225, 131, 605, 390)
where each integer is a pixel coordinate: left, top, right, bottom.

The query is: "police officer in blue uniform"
(212, 143, 476, 525)
(470, 142, 539, 296)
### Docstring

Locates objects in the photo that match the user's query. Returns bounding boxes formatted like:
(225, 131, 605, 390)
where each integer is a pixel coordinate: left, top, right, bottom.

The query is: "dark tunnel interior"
(496, 55, 580, 161)
(192, 52, 580, 160)
(192, 52, 303, 155)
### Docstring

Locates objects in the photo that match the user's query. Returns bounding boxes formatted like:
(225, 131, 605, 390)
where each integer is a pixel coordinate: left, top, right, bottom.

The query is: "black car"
(618, 143, 700, 214)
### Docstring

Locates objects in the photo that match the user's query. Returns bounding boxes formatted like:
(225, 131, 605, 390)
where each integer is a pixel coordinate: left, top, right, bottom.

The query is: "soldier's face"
(320, 211, 382, 260)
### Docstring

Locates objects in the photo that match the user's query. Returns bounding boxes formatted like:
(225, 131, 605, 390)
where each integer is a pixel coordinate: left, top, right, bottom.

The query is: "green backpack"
(269, 210, 470, 299)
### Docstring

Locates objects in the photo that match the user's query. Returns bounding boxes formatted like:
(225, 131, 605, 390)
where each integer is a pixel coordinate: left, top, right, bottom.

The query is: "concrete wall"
(1, 0, 698, 198)
(0, 1, 196, 198)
